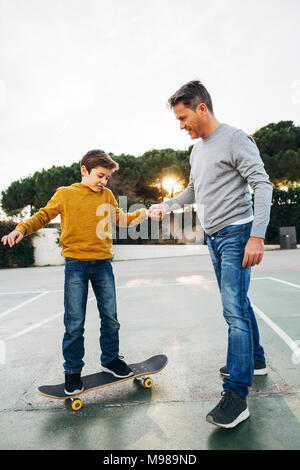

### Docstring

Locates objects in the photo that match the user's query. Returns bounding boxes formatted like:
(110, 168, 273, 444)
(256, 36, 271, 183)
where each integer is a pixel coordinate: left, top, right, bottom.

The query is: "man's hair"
(80, 149, 119, 173)
(168, 80, 213, 113)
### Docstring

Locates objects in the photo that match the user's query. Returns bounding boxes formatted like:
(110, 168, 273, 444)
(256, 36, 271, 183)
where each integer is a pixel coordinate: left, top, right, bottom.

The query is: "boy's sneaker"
(220, 362, 267, 377)
(206, 390, 250, 429)
(64, 373, 84, 395)
(101, 356, 133, 378)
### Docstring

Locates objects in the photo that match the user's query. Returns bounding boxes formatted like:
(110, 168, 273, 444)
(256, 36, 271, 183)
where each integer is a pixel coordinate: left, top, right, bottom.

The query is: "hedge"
(265, 187, 300, 244)
(115, 189, 300, 245)
(0, 188, 298, 268)
(0, 220, 35, 268)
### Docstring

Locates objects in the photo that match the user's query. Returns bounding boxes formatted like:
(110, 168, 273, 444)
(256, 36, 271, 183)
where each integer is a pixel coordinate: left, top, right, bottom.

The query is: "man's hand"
(148, 204, 167, 221)
(1, 230, 24, 247)
(242, 236, 264, 268)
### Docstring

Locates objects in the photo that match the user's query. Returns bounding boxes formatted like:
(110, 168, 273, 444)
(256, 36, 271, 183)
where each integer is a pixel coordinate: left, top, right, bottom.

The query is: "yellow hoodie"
(16, 183, 147, 260)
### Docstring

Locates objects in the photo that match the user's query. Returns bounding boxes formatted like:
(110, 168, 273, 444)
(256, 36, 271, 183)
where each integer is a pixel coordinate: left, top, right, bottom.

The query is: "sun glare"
(162, 177, 183, 197)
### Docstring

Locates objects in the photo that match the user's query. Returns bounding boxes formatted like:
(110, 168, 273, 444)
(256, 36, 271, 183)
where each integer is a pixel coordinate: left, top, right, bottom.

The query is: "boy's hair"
(80, 149, 119, 173)
(168, 80, 214, 113)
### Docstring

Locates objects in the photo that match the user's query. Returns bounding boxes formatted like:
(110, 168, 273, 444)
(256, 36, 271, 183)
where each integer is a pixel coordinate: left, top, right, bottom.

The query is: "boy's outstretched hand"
(1, 230, 24, 247)
(148, 204, 167, 221)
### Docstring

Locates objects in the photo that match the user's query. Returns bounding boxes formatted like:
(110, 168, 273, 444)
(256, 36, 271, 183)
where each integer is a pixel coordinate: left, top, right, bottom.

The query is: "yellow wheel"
(143, 377, 153, 388)
(71, 398, 82, 411)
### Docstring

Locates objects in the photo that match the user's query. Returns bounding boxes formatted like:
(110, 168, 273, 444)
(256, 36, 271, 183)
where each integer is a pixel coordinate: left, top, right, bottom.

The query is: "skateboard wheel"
(71, 398, 82, 411)
(143, 378, 153, 388)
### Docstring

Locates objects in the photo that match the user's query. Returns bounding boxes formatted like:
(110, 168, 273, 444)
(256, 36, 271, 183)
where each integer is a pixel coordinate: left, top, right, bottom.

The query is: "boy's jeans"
(63, 258, 120, 374)
(205, 222, 265, 399)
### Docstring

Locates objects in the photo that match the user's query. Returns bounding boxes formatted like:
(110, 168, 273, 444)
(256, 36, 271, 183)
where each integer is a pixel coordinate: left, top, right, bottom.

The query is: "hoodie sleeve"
(109, 192, 148, 227)
(162, 172, 195, 212)
(15, 188, 64, 236)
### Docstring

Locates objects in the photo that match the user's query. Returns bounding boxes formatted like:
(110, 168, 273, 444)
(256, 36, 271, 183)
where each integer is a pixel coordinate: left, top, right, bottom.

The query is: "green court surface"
(0, 248, 300, 450)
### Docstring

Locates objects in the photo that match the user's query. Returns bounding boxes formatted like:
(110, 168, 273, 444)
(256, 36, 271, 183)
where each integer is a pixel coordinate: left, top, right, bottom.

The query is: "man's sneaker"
(101, 356, 133, 378)
(206, 390, 250, 429)
(64, 373, 84, 395)
(220, 362, 267, 377)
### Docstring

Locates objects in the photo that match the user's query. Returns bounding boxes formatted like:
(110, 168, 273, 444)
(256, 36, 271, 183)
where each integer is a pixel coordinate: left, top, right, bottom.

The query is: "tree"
(1, 176, 35, 216)
(135, 148, 191, 201)
(32, 163, 80, 209)
(1, 163, 80, 216)
(107, 153, 141, 199)
(253, 121, 300, 188)
(2, 120, 299, 216)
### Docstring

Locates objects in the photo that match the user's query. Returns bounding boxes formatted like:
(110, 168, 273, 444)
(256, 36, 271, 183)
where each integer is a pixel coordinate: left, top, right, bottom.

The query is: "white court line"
(0, 291, 44, 295)
(2, 276, 297, 342)
(6, 296, 96, 341)
(117, 281, 217, 288)
(117, 278, 267, 288)
(253, 276, 300, 355)
(3, 282, 215, 340)
(2, 277, 269, 341)
(0, 292, 49, 319)
(0, 277, 269, 296)
(7, 311, 63, 340)
(267, 277, 300, 290)
(252, 303, 300, 357)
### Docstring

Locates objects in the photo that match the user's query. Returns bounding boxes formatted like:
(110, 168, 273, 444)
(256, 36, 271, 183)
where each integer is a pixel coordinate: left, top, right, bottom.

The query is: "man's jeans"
(205, 222, 265, 399)
(63, 258, 120, 374)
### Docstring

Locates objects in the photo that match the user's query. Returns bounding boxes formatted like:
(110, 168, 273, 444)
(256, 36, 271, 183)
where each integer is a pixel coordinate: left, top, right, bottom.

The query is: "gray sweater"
(163, 123, 273, 238)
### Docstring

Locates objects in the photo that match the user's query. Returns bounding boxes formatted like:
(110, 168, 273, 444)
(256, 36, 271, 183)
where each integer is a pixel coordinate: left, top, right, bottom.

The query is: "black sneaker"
(101, 356, 133, 378)
(220, 362, 267, 377)
(206, 390, 250, 428)
(64, 373, 84, 395)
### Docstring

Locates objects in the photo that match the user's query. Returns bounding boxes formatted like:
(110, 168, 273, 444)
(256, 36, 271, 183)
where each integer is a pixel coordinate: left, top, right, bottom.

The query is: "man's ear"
(196, 102, 207, 116)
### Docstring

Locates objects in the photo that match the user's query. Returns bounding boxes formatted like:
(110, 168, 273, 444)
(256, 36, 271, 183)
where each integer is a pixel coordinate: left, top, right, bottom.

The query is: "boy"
(1, 149, 148, 395)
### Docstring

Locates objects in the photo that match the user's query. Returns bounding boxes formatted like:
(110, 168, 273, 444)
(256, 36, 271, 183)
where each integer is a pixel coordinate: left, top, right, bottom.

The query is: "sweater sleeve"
(163, 172, 195, 212)
(232, 130, 273, 238)
(15, 188, 64, 236)
(109, 192, 148, 227)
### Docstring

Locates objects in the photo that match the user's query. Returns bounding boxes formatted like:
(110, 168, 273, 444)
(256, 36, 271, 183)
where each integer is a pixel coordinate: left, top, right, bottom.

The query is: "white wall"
(31, 227, 207, 266)
(32, 227, 281, 266)
(32, 228, 65, 266)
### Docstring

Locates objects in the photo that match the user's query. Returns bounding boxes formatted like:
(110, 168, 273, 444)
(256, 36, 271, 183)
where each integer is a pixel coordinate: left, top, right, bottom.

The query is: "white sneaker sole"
(64, 387, 84, 396)
(101, 366, 134, 378)
(253, 367, 267, 376)
(221, 368, 267, 377)
(206, 407, 250, 429)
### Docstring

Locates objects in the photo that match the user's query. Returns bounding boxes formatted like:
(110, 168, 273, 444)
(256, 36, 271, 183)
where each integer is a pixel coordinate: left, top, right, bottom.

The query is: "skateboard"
(38, 354, 168, 411)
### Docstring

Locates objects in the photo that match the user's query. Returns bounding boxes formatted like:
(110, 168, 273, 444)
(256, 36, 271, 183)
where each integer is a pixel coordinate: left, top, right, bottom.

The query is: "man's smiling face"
(173, 101, 207, 139)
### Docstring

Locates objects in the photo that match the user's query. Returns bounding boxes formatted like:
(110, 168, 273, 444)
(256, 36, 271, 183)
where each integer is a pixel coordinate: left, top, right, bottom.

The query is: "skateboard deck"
(38, 354, 167, 410)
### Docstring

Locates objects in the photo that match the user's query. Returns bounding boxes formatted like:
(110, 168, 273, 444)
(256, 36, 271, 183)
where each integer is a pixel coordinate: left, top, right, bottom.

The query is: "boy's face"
(81, 165, 113, 192)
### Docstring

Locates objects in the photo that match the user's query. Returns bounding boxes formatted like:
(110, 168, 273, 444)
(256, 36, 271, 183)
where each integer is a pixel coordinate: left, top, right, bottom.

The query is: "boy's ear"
(81, 165, 89, 176)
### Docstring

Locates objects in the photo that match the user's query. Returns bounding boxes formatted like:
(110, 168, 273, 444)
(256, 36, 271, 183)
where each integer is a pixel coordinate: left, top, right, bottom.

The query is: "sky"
(0, 0, 299, 197)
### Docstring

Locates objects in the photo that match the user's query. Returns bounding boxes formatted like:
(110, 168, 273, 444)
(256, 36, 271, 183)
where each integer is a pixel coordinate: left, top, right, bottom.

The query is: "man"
(149, 80, 273, 429)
